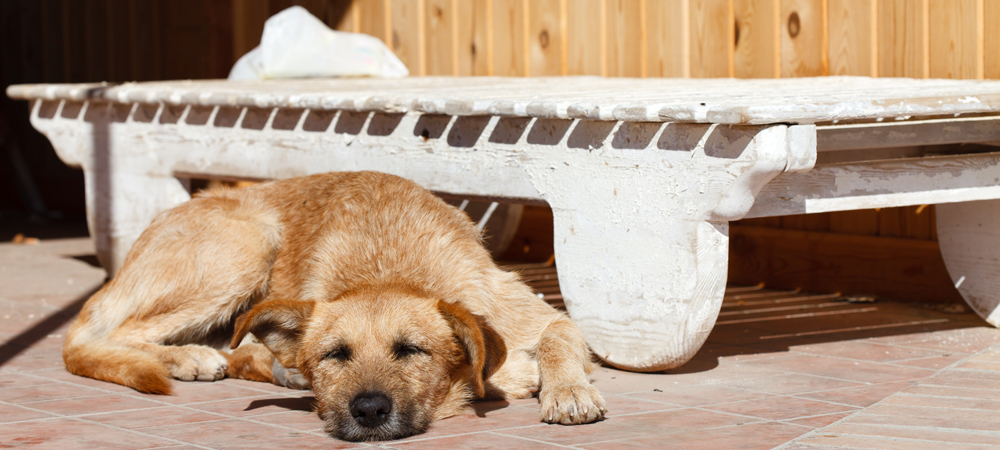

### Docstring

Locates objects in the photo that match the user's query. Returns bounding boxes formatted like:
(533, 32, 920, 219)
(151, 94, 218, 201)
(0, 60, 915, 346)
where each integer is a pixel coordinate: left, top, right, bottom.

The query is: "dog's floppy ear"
(437, 300, 507, 398)
(231, 300, 315, 369)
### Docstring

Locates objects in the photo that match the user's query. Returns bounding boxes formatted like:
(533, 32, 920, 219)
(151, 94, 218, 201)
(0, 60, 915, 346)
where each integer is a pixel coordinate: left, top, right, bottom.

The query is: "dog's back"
(63, 171, 505, 392)
(255, 172, 491, 306)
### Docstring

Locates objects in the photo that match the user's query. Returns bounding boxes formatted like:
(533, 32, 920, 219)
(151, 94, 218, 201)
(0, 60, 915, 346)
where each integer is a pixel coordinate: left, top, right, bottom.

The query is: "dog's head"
(231, 285, 506, 441)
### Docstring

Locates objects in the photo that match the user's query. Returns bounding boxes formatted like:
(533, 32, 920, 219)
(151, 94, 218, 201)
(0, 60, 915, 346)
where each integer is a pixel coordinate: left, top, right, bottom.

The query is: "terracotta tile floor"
(3, 238, 1000, 449)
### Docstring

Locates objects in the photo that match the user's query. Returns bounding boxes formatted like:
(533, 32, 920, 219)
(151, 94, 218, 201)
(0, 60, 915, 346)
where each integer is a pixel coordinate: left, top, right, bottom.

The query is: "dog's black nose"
(350, 392, 392, 428)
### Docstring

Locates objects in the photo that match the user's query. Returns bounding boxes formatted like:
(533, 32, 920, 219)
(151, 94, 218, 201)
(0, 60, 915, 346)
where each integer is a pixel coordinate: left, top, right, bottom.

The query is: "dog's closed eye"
(393, 342, 427, 359)
(325, 344, 352, 361)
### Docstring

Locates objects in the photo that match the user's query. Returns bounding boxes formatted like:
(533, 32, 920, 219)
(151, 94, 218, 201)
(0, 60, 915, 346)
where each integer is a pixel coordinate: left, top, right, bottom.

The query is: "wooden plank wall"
(0, 0, 238, 217)
(227, 0, 990, 83)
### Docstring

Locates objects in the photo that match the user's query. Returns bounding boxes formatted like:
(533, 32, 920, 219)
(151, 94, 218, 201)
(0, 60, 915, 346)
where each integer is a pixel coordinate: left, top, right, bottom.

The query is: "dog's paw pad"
(539, 384, 606, 425)
(168, 345, 228, 382)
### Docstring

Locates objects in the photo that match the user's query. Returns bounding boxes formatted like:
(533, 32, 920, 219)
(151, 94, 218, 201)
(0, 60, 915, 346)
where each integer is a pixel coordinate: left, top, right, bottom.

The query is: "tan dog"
(63, 171, 606, 441)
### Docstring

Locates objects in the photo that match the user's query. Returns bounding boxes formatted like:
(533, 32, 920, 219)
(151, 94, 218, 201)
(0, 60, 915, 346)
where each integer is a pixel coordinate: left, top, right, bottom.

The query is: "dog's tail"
(63, 339, 172, 395)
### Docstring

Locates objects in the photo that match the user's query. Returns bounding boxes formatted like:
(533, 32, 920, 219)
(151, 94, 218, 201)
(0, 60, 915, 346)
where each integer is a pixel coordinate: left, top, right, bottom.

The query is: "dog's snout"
(350, 392, 393, 428)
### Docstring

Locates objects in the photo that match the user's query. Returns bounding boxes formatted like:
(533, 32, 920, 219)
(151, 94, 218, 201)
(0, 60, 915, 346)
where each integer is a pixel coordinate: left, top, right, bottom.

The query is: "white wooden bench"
(9, 76, 1000, 372)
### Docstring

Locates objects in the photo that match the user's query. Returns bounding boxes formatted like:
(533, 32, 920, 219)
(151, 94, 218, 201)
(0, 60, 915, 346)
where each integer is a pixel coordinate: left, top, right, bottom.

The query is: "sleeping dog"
(62, 171, 606, 441)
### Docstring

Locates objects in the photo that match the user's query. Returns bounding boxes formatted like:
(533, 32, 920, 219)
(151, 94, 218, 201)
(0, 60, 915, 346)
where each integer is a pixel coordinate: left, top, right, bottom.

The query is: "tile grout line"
(551, 420, 778, 447)
(772, 343, 990, 449)
(775, 410, 858, 427)
(0, 397, 218, 450)
(4, 372, 338, 441)
(803, 431, 999, 448)
(830, 421, 1000, 438)
(484, 430, 582, 449)
(761, 349, 942, 374)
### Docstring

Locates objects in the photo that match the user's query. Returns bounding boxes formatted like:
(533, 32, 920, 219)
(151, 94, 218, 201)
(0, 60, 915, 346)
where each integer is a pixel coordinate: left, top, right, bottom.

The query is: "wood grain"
(106, 0, 134, 82)
(729, 225, 963, 303)
(456, 0, 491, 76)
(781, 0, 826, 77)
(606, 0, 644, 77)
(878, 205, 935, 240)
(566, 0, 606, 76)
(985, 0, 1000, 79)
(528, 0, 564, 76)
(877, 0, 928, 78)
(232, 0, 270, 61)
(828, 0, 876, 76)
(391, 0, 424, 75)
(928, 0, 979, 79)
(492, 0, 527, 76)
(646, 0, 688, 77)
(425, 0, 455, 75)
(779, 213, 831, 231)
(357, 0, 391, 44)
(690, 0, 733, 77)
(829, 210, 879, 235)
(734, 0, 780, 78)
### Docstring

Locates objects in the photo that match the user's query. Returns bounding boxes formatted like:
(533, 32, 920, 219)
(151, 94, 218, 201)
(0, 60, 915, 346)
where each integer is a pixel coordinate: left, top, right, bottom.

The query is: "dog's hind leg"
(64, 191, 283, 393)
(536, 317, 607, 425)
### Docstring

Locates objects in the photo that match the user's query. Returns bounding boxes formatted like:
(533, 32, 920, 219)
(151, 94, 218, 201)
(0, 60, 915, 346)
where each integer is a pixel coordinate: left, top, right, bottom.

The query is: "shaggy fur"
(63, 171, 606, 441)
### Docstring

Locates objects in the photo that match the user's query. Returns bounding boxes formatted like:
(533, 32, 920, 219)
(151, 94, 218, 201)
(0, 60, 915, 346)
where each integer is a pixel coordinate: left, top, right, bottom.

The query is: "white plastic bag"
(228, 6, 408, 80)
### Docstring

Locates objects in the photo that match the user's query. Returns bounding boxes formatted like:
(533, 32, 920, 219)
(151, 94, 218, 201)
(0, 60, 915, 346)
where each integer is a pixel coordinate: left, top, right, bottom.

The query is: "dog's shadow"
(244, 396, 316, 413)
(471, 400, 511, 417)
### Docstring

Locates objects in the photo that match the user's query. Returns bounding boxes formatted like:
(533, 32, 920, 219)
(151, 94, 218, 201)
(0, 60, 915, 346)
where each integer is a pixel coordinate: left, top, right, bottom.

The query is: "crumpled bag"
(228, 6, 409, 80)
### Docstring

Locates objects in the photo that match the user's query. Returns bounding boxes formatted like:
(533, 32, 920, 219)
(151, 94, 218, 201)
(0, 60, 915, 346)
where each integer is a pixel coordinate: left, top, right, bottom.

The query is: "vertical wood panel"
(391, 0, 424, 75)
(425, 0, 455, 75)
(333, 0, 357, 31)
(646, 0, 687, 77)
(928, 0, 979, 79)
(528, 0, 563, 76)
(780, 213, 831, 232)
(130, 0, 162, 81)
(84, 0, 110, 82)
(232, 0, 269, 60)
(107, 0, 133, 81)
(38, 0, 65, 83)
(357, 0, 390, 43)
(984, 0, 999, 79)
(606, 0, 644, 77)
(492, 0, 526, 76)
(878, 206, 935, 240)
(829, 210, 879, 235)
(456, 0, 490, 75)
(734, 0, 779, 78)
(566, 0, 605, 75)
(690, 0, 732, 77)
(877, 0, 927, 78)
(828, 0, 875, 76)
(781, 0, 825, 76)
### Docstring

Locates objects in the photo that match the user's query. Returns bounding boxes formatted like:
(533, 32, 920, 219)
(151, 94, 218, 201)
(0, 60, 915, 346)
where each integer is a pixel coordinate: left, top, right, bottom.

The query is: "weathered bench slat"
(11, 76, 1000, 124)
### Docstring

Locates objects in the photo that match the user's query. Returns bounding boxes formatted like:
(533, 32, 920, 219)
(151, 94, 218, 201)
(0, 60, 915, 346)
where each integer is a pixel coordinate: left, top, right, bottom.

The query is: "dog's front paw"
(168, 345, 228, 382)
(272, 359, 310, 390)
(539, 384, 606, 425)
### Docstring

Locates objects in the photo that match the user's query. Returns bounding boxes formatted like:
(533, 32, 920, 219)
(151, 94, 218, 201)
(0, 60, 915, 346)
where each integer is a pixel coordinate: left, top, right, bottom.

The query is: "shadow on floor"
(656, 287, 987, 375)
(0, 285, 99, 368)
(245, 396, 316, 413)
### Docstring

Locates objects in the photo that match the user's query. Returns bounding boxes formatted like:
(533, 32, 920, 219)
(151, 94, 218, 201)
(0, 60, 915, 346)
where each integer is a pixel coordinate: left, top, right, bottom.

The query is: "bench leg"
(937, 200, 1000, 326)
(551, 208, 728, 371)
(83, 170, 190, 276)
(529, 123, 810, 372)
